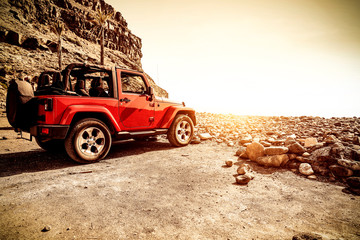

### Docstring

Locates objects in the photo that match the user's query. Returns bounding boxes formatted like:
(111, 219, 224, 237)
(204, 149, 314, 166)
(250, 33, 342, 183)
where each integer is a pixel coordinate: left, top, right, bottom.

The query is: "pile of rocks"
(194, 112, 360, 194)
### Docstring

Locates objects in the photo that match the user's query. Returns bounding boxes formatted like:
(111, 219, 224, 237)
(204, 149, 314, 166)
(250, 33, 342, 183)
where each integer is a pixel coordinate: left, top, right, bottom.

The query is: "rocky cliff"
(0, 0, 168, 108)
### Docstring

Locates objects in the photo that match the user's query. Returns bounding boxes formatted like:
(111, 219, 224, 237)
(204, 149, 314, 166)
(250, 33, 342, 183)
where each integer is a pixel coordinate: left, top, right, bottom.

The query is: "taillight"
(40, 98, 53, 111)
(41, 127, 49, 135)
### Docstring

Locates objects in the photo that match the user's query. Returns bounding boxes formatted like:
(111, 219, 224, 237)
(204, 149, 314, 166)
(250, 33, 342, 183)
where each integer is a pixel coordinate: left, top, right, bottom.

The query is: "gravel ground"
(0, 116, 359, 240)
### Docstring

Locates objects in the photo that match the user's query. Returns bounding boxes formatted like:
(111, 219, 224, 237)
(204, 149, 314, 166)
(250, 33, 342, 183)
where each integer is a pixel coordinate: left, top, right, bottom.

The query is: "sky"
(106, 0, 360, 117)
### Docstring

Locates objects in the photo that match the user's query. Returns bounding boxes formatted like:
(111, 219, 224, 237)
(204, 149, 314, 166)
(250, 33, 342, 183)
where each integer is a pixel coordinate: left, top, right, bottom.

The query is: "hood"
(155, 96, 184, 106)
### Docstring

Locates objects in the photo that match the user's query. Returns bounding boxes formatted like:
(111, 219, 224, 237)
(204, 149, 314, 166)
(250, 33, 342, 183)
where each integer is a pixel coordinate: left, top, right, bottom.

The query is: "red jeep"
(6, 63, 196, 163)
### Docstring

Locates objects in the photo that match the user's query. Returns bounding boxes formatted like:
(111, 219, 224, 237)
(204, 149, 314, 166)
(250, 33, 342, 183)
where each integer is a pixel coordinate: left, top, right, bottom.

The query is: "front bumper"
(30, 125, 70, 139)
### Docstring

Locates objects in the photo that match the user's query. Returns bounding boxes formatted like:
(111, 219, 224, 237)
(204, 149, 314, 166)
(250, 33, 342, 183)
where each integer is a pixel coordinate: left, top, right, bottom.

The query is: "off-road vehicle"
(6, 63, 196, 163)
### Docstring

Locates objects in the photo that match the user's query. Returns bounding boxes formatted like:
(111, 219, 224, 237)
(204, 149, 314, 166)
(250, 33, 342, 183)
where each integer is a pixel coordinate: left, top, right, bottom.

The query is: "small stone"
(235, 175, 251, 185)
(329, 176, 336, 182)
(256, 154, 289, 167)
(337, 159, 360, 171)
(296, 156, 308, 163)
(307, 175, 317, 180)
(309, 147, 331, 162)
(235, 146, 247, 158)
(199, 133, 212, 140)
(41, 225, 51, 232)
(225, 161, 233, 167)
(304, 138, 318, 148)
(285, 137, 296, 146)
(329, 165, 353, 177)
(264, 147, 289, 155)
(272, 139, 286, 146)
(191, 136, 201, 144)
(289, 142, 306, 154)
(292, 232, 323, 240)
(260, 141, 271, 147)
(346, 177, 360, 189)
(239, 135, 252, 145)
(299, 163, 314, 176)
(302, 152, 310, 157)
(324, 135, 338, 144)
(288, 154, 297, 160)
(227, 141, 234, 147)
(237, 163, 250, 175)
(246, 142, 265, 161)
(352, 149, 360, 161)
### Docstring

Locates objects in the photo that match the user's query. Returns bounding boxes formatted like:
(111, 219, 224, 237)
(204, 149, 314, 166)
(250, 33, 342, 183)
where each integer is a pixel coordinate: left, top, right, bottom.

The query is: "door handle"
(120, 98, 131, 103)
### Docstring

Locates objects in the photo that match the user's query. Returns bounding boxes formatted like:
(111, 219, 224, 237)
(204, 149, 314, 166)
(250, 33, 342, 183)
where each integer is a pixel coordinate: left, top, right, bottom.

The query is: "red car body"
(8, 63, 196, 163)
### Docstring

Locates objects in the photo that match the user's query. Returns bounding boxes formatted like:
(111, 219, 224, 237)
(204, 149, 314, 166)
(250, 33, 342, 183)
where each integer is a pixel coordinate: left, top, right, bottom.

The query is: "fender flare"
(60, 105, 121, 132)
(159, 106, 196, 129)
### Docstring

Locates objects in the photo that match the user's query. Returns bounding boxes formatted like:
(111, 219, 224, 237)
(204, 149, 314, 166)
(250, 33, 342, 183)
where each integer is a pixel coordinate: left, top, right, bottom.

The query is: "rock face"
(0, 0, 168, 106)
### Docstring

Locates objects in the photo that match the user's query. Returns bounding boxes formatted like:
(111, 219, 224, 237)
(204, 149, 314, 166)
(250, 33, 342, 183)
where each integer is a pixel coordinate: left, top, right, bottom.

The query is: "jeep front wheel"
(65, 118, 112, 163)
(167, 114, 194, 147)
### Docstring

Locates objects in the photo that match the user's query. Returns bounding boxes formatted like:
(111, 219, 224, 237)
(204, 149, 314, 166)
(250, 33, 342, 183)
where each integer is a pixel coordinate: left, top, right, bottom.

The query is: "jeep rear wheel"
(65, 118, 112, 163)
(35, 138, 64, 152)
(167, 114, 194, 147)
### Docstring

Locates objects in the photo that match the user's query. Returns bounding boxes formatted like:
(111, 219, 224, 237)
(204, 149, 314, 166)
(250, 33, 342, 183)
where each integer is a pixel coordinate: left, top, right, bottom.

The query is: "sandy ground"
(0, 116, 359, 240)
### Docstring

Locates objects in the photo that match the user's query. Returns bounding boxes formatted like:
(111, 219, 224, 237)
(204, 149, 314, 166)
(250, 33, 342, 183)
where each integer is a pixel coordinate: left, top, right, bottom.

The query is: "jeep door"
(117, 69, 155, 129)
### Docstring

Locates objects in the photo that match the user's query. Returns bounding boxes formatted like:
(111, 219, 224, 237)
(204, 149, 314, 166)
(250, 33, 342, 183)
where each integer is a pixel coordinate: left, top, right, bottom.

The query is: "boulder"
(256, 154, 289, 167)
(299, 163, 314, 176)
(337, 159, 360, 171)
(288, 142, 306, 154)
(264, 146, 288, 155)
(246, 142, 265, 161)
(329, 165, 353, 177)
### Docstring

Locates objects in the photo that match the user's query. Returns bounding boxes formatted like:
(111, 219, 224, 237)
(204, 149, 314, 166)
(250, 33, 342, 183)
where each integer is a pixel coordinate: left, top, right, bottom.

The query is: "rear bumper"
(30, 125, 70, 139)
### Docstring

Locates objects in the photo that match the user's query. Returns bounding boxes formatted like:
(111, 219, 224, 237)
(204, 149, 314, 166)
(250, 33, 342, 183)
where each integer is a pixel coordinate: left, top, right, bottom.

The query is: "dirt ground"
(0, 116, 359, 240)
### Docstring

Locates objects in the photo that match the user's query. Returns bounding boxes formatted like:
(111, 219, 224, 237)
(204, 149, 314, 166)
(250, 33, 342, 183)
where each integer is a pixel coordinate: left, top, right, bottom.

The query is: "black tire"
(65, 118, 112, 163)
(167, 114, 194, 147)
(35, 137, 64, 152)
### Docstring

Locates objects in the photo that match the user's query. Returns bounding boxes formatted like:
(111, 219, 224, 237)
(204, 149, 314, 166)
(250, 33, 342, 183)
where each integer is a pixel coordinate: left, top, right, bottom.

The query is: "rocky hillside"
(0, 0, 168, 108)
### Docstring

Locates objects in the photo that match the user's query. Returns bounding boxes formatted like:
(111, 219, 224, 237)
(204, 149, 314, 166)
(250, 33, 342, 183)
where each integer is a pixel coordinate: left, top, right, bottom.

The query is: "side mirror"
(148, 86, 154, 96)
(147, 86, 154, 101)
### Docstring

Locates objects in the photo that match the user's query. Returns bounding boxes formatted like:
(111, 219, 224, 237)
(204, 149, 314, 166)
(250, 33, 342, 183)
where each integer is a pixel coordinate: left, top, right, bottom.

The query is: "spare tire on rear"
(6, 79, 36, 130)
